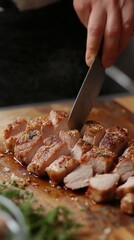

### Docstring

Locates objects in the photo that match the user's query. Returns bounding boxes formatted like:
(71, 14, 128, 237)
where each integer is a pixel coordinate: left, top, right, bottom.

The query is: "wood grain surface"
(0, 96, 134, 240)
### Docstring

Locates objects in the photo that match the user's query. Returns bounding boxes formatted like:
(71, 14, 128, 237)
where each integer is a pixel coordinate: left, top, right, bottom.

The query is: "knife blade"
(68, 55, 105, 131)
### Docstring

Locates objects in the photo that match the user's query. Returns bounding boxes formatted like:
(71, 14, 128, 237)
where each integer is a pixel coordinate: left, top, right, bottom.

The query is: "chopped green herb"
(0, 180, 81, 240)
(28, 130, 37, 139)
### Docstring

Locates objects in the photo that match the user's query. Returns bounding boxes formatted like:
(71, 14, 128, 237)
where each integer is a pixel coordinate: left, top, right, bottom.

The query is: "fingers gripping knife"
(68, 55, 105, 131)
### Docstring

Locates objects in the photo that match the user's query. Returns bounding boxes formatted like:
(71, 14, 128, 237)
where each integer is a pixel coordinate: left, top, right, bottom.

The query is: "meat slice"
(86, 173, 120, 203)
(120, 193, 134, 215)
(49, 110, 69, 132)
(26, 116, 48, 131)
(99, 126, 128, 155)
(81, 120, 105, 146)
(27, 138, 69, 176)
(64, 161, 93, 190)
(41, 120, 55, 138)
(3, 117, 27, 151)
(43, 135, 60, 146)
(14, 130, 44, 165)
(71, 138, 93, 160)
(84, 146, 117, 174)
(46, 155, 79, 184)
(116, 177, 134, 199)
(114, 144, 134, 183)
(59, 129, 80, 149)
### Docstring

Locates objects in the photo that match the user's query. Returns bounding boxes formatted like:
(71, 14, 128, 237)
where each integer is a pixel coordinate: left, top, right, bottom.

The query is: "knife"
(68, 55, 105, 131)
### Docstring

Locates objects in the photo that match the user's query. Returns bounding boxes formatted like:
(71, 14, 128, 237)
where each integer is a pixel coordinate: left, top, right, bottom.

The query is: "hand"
(73, 0, 134, 68)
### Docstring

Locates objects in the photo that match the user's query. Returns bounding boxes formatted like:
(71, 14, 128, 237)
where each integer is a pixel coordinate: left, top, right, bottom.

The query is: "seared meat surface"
(81, 120, 105, 146)
(49, 110, 69, 132)
(99, 126, 128, 155)
(46, 155, 79, 184)
(71, 138, 93, 160)
(27, 138, 69, 176)
(14, 130, 44, 165)
(59, 129, 80, 149)
(86, 173, 120, 203)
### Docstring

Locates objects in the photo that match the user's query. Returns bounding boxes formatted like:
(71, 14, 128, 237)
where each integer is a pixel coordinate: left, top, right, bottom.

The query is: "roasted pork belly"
(116, 176, 134, 199)
(49, 110, 69, 133)
(114, 144, 134, 183)
(99, 126, 128, 155)
(59, 129, 80, 149)
(71, 138, 93, 160)
(27, 139, 69, 176)
(26, 116, 48, 131)
(14, 130, 44, 165)
(86, 173, 120, 203)
(3, 117, 27, 151)
(64, 161, 93, 190)
(81, 120, 105, 145)
(43, 135, 60, 146)
(120, 193, 134, 215)
(84, 146, 117, 174)
(46, 155, 79, 184)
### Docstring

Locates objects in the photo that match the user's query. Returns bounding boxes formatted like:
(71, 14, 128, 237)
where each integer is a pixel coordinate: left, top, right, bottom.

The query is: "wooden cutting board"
(0, 96, 134, 240)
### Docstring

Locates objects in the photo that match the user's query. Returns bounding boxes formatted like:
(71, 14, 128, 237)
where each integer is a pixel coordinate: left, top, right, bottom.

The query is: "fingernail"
(86, 56, 95, 67)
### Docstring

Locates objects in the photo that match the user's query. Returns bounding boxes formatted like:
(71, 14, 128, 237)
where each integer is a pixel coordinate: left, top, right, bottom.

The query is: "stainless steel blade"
(68, 56, 105, 130)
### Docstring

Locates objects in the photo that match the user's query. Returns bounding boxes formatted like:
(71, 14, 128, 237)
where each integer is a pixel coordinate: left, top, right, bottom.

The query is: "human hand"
(73, 0, 134, 68)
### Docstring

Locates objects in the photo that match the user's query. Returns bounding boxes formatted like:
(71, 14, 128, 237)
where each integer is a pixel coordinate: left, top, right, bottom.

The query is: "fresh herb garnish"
(28, 130, 37, 139)
(0, 180, 81, 240)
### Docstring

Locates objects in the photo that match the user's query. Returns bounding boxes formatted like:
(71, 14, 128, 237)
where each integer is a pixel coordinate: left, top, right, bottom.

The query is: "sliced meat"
(49, 110, 69, 133)
(6, 133, 22, 152)
(64, 161, 93, 190)
(14, 130, 44, 165)
(26, 116, 48, 132)
(46, 155, 79, 184)
(116, 177, 134, 199)
(120, 193, 134, 215)
(27, 138, 69, 176)
(81, 120, 105, 146)
(3, 117, 27, 139)
(59, 129, 80, 149)
(43, 135, 60, 146)
(84, 146, 117, 174)
(71, 138, 93, 160)
(86, 173, 120, 203)
(114, 144, 134, 183)
(99, 126, 129, 155)
(41, 120, 55, 138)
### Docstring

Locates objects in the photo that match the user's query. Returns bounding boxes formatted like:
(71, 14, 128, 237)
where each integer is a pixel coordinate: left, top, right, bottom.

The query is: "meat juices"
(59, 129, 80, 149)
(120, 193, 134, 215)
(49, 110, 69, 132)
(64, 162, 93, 190)
(14, 130, 44, 165)
(3, 117, 27, 152)
(71, 138, 93, 160)
(27, 138, 70, 176)
(46, 155, 79, 184)
(86, 173, 120, 203)
(116, 176, 134, 199)
(99, 126, 128, 155)
(84, 146, 117, 174)
(81, 120, 105, 146)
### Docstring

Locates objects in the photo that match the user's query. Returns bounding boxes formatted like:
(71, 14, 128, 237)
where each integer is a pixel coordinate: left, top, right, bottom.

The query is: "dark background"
(0, 0, 133, 107)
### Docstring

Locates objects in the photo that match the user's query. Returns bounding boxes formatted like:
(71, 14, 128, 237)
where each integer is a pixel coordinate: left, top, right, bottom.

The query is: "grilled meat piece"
(116, 176, 134, 199)
(120, 193, 134, 215)
(46, 155, 79, 184)
(14, 130, 44, 165)
(49, 110, 69, 133)
(59, 129, 80, 149)
(71, 138, 93, 160)
(43, 135, 60, 146)
(64, 159, 93, 190)
(99, 126, 128, 155)
(3, 117, 27, 139)
(26, 116, 48, 131)
(86, 173, 120, 203)
(3, 117, 27, 151)
(114, 144, 134, 183)
(27, 138, 69, 176)
(81, 120, 105, 146)
(84, 146, 117, 174)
